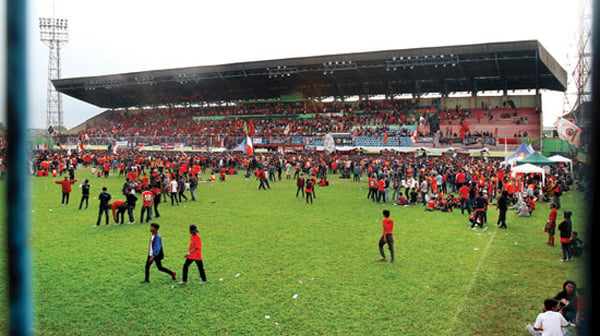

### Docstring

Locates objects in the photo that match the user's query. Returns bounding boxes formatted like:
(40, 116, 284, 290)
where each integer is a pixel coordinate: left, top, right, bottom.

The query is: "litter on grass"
(292, 294, 299, 299)
(234, 273, 241, 278)
(264, 315, 271, 320)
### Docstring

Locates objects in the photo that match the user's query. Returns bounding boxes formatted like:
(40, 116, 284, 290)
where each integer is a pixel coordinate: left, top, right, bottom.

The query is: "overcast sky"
(12, 0, 590, 129)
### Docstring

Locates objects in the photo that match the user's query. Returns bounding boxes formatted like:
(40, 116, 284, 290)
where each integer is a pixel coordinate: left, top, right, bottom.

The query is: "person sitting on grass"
(425, 196, 436, 211)
(525, 298, 570, 336)
(409, 187, 419, 205)
(554, 280, 578, 323)
(392, 194, 407, 206)
(568, 231, 584, 258)
(516, 198, 531, 217)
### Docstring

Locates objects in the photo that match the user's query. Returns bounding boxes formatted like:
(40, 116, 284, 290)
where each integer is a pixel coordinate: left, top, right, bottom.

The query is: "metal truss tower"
(563, 0, 591, 124)
(39, 17, 69, 131)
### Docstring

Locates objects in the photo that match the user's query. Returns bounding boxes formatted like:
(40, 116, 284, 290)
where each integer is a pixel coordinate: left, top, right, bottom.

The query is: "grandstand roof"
(53, 40, 567, 109)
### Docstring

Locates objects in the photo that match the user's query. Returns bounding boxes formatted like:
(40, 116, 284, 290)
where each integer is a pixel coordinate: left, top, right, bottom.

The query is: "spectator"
(554, 280, 578, 323)
(558, 211, 573, 262)
(525, 298, 570, 336)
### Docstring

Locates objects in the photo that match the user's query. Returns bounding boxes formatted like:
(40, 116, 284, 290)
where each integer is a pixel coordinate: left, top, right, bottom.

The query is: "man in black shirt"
(471, 191, 488, 229)
(95, 187, 111, 227)
(126, 188, 138, 224)
(496, 190, 509, 229)
(79, 179, 91, 210)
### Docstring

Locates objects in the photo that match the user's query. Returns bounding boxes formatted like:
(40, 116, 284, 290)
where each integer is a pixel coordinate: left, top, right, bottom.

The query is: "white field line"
(449, 228, 497, 332)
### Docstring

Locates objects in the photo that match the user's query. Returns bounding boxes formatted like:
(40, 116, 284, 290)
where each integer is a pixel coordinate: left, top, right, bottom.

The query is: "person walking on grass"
(378, 209, 395, 263)
(54, 176, 78, 205)
(178, 224, 207, 285)
(141, 223, 176, 284)
(79, 179, 91, 210)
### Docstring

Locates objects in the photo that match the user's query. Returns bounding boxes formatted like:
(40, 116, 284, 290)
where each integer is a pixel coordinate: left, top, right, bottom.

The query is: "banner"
(323, 133, 336, 154)
(556, 118, 581, 147)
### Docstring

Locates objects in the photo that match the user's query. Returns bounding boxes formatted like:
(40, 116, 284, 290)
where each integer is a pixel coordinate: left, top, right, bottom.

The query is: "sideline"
(448, 227, 498, 332)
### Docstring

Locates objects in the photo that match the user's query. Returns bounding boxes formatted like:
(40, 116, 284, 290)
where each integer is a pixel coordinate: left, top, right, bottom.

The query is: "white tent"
(510, 163, 546, 185)
(548, 155, 573, 173)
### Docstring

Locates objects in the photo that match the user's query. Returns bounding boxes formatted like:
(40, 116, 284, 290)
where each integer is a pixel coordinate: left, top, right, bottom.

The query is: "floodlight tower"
(39, 17, 69, 131)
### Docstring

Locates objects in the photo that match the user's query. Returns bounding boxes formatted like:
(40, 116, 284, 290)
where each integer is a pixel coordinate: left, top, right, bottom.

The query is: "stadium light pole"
(7, 0, 33, 335)
(39, 17, 68, 132)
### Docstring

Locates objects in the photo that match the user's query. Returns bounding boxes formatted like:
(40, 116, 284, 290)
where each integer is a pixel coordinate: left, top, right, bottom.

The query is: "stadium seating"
(59, 99, 540, 149)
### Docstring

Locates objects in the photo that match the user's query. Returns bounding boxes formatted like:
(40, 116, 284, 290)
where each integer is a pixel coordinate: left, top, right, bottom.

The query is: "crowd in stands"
(50, 98, 542, 150)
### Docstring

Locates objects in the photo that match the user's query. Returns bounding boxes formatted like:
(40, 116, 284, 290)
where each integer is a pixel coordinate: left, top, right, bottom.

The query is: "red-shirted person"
(455, 171, 466, 189)
(546, 203, 558, 246)
(296, 173, 305, 198)
(305, 177, 314, 204)
(110, 200, 127, 225)
(425, 197, 437, 211)
(178, 224, 207, 285)
(103, 162, 110, 178)
(377, 178, 385, 203)
(54, 176, 78, 205)
(458, 183, 471, 215)
(368, 175, 377, 202)
(378, 209, 395, 263)
(140, 187, 154, 223)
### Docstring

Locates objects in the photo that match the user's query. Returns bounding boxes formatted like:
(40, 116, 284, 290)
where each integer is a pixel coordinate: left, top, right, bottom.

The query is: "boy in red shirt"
(378, 210, 395, 263)
(178, 224, 207, 285)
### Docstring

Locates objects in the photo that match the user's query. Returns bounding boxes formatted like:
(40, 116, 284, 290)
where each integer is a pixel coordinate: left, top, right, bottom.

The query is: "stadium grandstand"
(49, 40, 567, 155)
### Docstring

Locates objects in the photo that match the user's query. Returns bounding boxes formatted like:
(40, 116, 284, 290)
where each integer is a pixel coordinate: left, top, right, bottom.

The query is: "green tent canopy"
(516, 151, 557, 166)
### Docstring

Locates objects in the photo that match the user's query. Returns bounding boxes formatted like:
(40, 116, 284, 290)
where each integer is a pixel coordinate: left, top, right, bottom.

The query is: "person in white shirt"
(169, 178, 179, 206)
(526, 298, 570, 336)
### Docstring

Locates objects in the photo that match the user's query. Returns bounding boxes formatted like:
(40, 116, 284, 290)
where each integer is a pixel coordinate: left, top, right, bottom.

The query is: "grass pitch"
(1, 169, 586, 335)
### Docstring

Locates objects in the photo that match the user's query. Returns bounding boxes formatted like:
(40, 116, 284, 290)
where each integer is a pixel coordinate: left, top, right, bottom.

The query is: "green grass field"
(1, 169, 586, 335)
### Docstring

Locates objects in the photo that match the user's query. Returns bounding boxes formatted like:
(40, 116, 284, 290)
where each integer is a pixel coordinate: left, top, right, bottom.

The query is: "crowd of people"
(44, 98, 542, 152)
(36, 144, 585, 333)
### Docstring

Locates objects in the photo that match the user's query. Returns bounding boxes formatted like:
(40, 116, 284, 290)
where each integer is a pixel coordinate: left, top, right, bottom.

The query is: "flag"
(136, 144, 144, 151)
(78, 142, 85, 152)
(556, 118, 581, 146)
(246, 136, 253, 155)
(58, 143, 65, 151)
(410, 130, 418, 143)
(81, 134, 89, 141)
(44, 143, 48, 150)
(383, 133, 389, 145)
(459, 120, 470, 139)
(249, 120, 255, 136)
(67, 148, 72, 156)
(217, 135, 225, 148)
